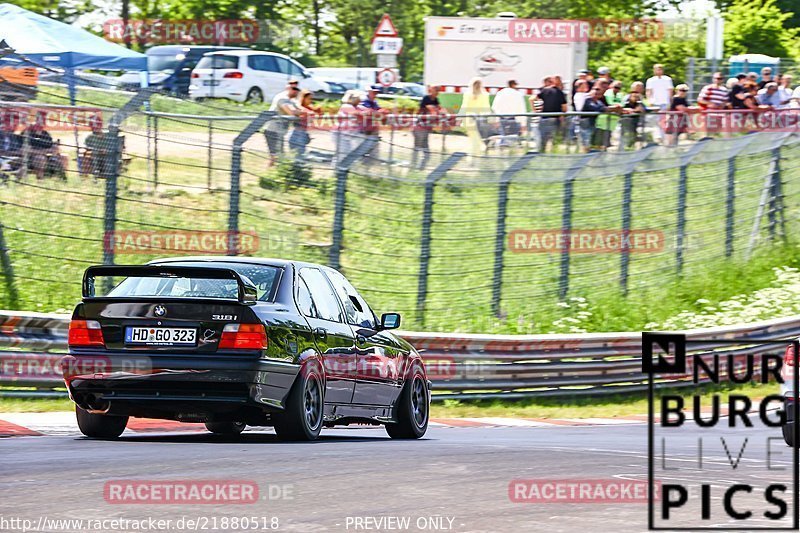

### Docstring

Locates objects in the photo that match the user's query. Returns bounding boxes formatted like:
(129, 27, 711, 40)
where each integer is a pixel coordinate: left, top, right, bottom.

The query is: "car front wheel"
(386, 364, 429, 439)
(274, 363, 324, 441)
(76, 406, 128, 439)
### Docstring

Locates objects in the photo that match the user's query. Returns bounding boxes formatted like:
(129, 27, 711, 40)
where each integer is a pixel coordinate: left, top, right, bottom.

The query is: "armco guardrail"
(0, 310, 796, 400)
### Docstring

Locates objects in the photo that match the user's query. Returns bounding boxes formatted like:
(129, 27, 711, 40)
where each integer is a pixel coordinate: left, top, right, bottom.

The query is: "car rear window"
(104, 263, 281, 301)
(195, 55, 239, 70)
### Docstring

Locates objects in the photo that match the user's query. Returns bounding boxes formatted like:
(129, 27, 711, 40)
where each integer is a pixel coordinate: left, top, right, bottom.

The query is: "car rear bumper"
(64, 351, 299, 419)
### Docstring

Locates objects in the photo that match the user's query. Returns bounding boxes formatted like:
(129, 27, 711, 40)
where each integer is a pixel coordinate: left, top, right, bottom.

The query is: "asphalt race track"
(3, 422, 795, 532)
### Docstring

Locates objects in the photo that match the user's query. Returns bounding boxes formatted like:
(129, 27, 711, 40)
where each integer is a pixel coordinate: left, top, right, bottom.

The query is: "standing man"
(646, 64, 673, 141)
(537, 76, 567, 152)
(492, 79, 527, 138)
(571, 70, 592, 109)
(758, 67, 774, 90)
(697, 72, 730, 109)
(264, 82, 301, 166)
(358, 85, 390, 165)
(413, 85, 445, 169)
(269, 78, 299, 111)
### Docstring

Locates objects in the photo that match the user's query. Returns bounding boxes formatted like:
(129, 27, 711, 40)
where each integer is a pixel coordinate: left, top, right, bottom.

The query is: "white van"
(189, 50, 326, 103)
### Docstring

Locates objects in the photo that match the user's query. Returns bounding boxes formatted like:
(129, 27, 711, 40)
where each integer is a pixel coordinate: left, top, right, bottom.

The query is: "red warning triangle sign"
(373, 14, 398, 37)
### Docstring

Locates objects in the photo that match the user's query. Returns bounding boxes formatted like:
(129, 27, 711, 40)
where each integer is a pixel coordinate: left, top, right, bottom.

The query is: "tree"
(723, 0, 800, 60)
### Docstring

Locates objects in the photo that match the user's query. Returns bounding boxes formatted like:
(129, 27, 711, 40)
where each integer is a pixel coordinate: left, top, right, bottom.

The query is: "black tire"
(273, 363, 324, 441)
(386, 364, 429, 439)
(75, 405, 128, 439)
(783, 423, 795, 447)
(205, 421, 246, 435)
(246, 87, 263, 104)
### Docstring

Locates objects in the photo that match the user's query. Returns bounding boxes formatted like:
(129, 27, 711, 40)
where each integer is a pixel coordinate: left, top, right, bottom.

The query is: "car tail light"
(68, 319, 105, 347)
(223, 71, 244, 79)
(786, 344, 796, 366)
(191, 72, 199, 78)
(219, 323, 267, 350)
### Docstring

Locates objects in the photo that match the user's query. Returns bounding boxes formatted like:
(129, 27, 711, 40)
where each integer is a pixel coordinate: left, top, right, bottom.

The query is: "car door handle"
(313, 327, 327, 340)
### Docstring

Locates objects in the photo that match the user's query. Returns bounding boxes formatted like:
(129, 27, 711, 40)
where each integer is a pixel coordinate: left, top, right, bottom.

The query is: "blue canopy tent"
(0, 3, 146, 104)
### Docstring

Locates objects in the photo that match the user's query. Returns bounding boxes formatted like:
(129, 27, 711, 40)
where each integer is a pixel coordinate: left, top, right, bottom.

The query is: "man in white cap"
(597, 66, 613, 84)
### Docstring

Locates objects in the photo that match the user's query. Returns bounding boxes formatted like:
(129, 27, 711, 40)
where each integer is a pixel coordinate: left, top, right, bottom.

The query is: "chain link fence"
(1, 76, 799, 331)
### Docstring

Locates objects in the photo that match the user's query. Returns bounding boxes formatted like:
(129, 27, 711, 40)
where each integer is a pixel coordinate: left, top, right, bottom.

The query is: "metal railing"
(0, 310, 795, 400)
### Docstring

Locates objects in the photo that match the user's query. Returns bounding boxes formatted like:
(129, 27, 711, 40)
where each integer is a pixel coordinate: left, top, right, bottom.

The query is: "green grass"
(0, 396, 73, 413)
(429, 381, 781, 419)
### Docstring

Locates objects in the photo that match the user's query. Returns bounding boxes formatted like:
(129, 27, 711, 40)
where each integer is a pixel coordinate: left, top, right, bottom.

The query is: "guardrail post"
(417, 153, 466, 326)
(229, 111, 275, 256)
(725, 155, 736, 257)
(492, 152, 537, 317)
(328, 136, 380, 271)
(558, 152, 599, 301)
(0, 219, 18, 308)
(675, 139, 710, 274)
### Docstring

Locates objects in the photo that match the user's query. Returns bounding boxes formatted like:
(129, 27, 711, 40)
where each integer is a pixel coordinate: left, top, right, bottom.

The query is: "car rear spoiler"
(82, 265, 258, 304)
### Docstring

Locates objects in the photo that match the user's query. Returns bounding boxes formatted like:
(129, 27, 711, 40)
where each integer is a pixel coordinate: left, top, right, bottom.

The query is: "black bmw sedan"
(63, 257, 430, 441)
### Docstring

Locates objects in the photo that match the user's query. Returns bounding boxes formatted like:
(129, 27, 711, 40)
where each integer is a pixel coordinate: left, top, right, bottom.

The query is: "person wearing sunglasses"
(697, 72, 730, 110)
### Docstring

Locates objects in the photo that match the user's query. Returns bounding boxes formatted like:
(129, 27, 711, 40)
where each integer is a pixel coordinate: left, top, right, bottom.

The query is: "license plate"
(203, 80, 220, 86)
(125, 327, 197, 346)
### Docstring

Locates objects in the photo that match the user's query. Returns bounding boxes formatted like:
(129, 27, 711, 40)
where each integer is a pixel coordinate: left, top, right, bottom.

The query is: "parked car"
(64, 257, 430, 441)
(385, 82, 425, 99)
(115, 45, 247, 95)
(188, 51, 327, 104)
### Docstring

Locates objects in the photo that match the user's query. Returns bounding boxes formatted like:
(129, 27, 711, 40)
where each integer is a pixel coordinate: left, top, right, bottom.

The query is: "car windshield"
(105, 263, 281, 301)
(147, 54, 182, 73)
(196, 55, 239, 70)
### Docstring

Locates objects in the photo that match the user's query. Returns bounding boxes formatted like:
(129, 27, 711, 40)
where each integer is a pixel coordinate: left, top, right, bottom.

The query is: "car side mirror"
(380, 312, 401, 330)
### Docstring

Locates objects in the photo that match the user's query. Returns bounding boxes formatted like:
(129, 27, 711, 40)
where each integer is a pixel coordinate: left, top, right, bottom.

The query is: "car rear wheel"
(205, 421, 246, 435)
(274, 363, 324, 441)
(75, 406, 128, 439)
(386, 364, 429, 439)
(246, 87, 263, 104)
(783, 423, 795, 446)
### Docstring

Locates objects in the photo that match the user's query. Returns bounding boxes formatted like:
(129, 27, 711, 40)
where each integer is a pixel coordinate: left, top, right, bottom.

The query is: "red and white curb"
(0, 412, 647, 437)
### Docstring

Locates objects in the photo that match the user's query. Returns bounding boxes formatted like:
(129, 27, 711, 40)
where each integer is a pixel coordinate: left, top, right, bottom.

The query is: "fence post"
(687, 58, 696, 101)
(558, 152, 599, 301)
(675, 138, 710, 274)
(417, 153, 466, 326)
(617, 144, 658, 296)
(768, 145, 785, 241)
(328, 136, 380, 271)
(102, 90, 154, 284)
(207, 120, 214, 191)
(620, 171, 634, 296)
(228, 111, 275, 256)
(153, 114, 159, 191)
(492, 152, 537, 317)
(725, 155, 736, 257)
(0, 219, 18, 308)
